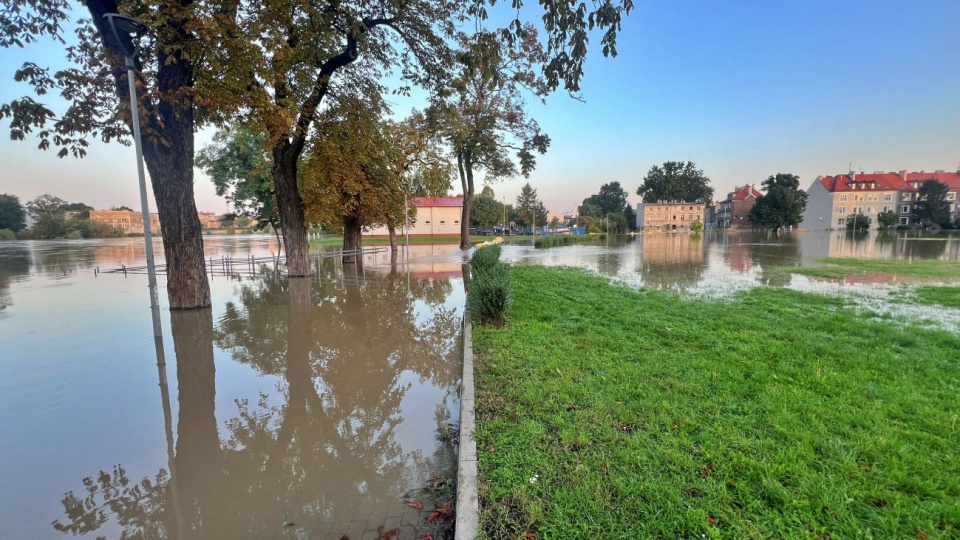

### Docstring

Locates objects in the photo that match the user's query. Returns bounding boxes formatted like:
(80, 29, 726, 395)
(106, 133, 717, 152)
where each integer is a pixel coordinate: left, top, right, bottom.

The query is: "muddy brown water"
(1, 231, 959, 538)
(0, 236, 464, 539)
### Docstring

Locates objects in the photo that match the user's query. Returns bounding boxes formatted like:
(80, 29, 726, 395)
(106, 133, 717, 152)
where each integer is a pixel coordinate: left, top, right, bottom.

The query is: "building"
(367, 196, 464, 237)
(89, 210, 161, 234)
(90, 210, 223, 234)
(717, 185, 763, 229)
(799, 169, 960, 230)
(546, 210, 579, 225)
(198, 212, 222, 229)
(636, 201, 706, 231)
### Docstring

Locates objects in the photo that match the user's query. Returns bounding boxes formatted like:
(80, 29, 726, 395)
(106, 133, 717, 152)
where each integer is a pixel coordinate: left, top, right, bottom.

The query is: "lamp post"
(502, 196, 506, 236)
(104, 13, 161, 338)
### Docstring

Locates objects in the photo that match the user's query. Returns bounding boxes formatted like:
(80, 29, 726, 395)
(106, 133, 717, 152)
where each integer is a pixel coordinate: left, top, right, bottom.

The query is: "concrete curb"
(455, 302, 479, 540)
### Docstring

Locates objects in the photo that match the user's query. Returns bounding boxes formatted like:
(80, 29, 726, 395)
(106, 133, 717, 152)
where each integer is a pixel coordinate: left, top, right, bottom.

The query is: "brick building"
(717, 185, 763, 229)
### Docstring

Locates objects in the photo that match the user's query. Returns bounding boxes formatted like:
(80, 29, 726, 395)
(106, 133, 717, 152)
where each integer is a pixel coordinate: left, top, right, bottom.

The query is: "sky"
(1, 0, 959, 214)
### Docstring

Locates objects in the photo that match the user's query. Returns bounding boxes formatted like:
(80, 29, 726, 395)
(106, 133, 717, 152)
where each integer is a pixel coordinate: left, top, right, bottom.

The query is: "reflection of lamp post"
(104, 13, 160, 338)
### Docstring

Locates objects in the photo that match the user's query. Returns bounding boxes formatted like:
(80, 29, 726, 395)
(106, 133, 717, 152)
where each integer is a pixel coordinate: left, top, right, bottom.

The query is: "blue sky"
(1, 0, 959, 213)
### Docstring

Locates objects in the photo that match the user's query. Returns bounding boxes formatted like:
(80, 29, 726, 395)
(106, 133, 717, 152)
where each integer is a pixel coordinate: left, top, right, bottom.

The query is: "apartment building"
(636, 201, 706, 231)
(717, 184, 763, 229)
(800, 169, 960, 230)
(90, 210, 223, 234)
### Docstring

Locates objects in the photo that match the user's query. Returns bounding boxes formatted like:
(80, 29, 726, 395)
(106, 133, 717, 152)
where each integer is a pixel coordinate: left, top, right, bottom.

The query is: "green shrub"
(690, 220, 703, 233)
(469, 262, 511, 326)
(470, 244, 502, 276)
(0, 229, 15, 240)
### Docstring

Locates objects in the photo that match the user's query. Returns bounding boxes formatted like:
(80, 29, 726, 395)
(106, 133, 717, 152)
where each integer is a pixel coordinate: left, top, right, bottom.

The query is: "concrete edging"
(455, 302, 479, 540)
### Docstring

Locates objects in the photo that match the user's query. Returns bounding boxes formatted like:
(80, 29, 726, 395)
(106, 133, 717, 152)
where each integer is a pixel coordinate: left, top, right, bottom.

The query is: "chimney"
(897, 170, 907, 180)
(935, 169, 945, 173)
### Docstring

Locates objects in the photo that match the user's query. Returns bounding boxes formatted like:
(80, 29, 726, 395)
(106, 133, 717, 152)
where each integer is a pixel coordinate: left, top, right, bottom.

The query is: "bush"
(0, 229, 15, 240)
(690, 220, 703, 233)
(470, 244, 502, 276)
(469, 261, 511, 326)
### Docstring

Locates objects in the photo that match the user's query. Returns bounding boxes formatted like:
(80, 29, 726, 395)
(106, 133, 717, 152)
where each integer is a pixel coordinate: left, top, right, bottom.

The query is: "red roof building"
(717, 184, 763, 229)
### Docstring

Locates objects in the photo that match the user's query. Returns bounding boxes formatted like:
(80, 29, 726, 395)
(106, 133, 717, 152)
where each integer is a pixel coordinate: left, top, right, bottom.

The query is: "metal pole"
(126, 62, 162, 338)
(404, 190, 410, 256)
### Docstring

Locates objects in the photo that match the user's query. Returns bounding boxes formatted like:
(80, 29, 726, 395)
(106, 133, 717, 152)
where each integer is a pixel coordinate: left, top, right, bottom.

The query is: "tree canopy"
(580, 181, 634, 232)
(912, 179, 952, 228)
(747, 173, 808, 230)
(636, 161, 714, 204)
(0, 194, 27, 232)
(514, 182, 547, 227)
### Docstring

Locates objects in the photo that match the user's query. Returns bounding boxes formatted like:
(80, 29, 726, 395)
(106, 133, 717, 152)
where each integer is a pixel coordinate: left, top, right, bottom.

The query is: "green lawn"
(788, 258, 960, 280)
(309, 235, 532, 246)
(473, 266, 960, 539)
(910, 286, 960, 309)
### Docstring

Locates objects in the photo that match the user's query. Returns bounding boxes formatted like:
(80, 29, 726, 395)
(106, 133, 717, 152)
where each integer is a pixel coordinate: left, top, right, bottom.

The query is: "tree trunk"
(272, 146, 311, 276)
(342, 215, 363, 264)
(458, 152, 475, 250)
(87, 0, 211, 310)
(388, 225, 397, 252)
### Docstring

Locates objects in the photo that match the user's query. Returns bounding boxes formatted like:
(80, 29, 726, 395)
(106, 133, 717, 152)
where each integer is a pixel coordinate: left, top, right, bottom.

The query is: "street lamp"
(104, 13, 161, 338)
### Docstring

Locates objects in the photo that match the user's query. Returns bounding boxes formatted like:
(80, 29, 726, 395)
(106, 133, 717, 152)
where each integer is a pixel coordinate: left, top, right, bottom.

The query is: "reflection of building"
(800, 169, 960, 230)
(368, 197, 464, 237)
(717, 185, 762, 229)
(636, 202, 706, 231)
(640, 233, 705, 264)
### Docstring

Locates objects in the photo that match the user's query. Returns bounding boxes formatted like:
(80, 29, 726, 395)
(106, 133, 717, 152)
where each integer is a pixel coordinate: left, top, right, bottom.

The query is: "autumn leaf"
(405, 501, 424, 510)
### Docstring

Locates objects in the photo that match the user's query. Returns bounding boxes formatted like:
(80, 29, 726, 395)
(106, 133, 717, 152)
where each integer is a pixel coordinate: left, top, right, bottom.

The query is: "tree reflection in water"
(52, 266, 461, 538)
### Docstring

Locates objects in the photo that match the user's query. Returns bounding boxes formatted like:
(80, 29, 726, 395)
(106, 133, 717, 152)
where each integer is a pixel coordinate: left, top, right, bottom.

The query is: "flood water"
(2, 231, 959, 539)
(0, 236, 464, 539)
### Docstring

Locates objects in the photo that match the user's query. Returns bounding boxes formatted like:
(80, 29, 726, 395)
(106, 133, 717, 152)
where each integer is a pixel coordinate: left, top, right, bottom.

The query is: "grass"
(896, 286, 960, 309)
(534, 234, 605, 248)
(473, 265, 960, 539)
(309, 235, 532, 246)
(787, 257, 960, 281)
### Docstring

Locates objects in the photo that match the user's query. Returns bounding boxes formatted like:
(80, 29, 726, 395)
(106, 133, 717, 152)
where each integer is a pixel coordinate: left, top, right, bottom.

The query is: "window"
(855, 195, 862, 201)
(902, 193, 911, 201)
(883, 206, 889, 212)
(948, 193, 956, 201)
(454, 220, 459, 224)
(900, 205, 909, 214)
(884, 194, 892, 202)
(837, 206, 847, 214)
(838, 218, 845, 226)
(680, 215, 685, 220)
(425, 220, 430, 224)
(839, 195, 848, 202)
(900, 217, 908, 225)
(440, 220, 445, 224)
(868, 207, 874, 213)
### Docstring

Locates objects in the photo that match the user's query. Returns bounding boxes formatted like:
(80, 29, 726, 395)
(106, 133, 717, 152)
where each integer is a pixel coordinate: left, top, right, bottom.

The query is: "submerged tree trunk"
(272, 145, 311, 277)
(458, 152, 475, 250)
(87, 0, 210, 309)
(388, 225, 398, 252)
(342, 215, 363, 264)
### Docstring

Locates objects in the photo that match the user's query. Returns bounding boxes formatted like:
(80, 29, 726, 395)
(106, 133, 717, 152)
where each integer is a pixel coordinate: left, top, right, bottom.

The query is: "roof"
(818, 172, 911, 193)
(727, 185, 763, 201)
(905, 171, 960, 189)
(412, 196, 464, 207)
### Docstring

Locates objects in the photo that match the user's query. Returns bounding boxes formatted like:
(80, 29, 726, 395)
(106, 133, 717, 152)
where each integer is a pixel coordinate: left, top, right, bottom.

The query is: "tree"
(580, 181, 634, 233)
(111, 206, 134, 212)
(471, 194, 503, 229)
(747, 173, 808, 231)
(26, 194, 67, 220)
(0, 194, 27, 232)
(549, 216, 560, 230)
(514, 183, 547, 228)
(690, 220, 703, 233)
(913, 179, 951, 228)
(430, 27, 551, 249)
(636, 162, 714, 203)
(846, 213, 870, 231)
(197, 127, 280, 243)
(877, 210, 898, 229)
(3, 0, 211, 308)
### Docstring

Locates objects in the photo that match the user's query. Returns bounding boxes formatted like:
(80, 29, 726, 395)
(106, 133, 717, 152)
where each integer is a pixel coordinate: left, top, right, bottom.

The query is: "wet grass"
(473, 265, 960, 539)
(309, 235, 532, 246)
(789, 258, 960, 280)
(900, 286, 960, 309)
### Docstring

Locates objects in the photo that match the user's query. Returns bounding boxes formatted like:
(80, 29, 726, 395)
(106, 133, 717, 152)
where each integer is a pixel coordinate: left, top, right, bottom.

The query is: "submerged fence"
(98, 246, 389, 279)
